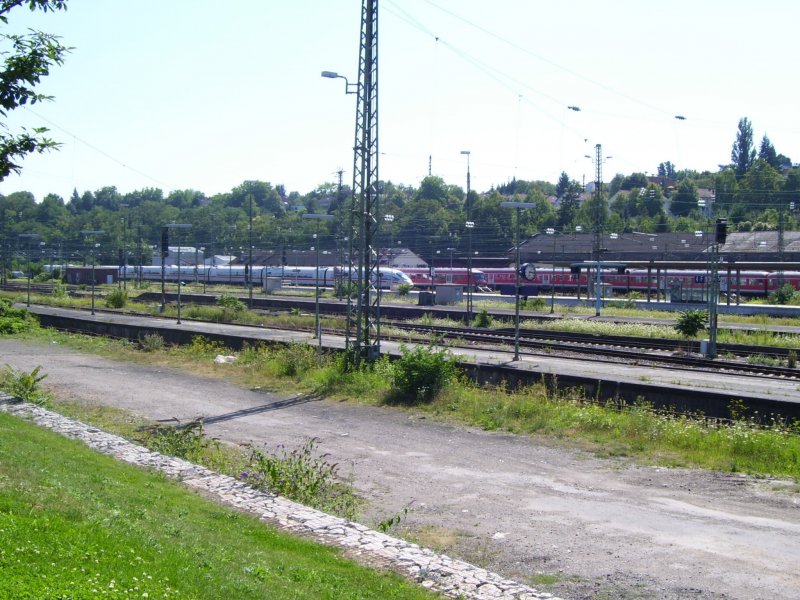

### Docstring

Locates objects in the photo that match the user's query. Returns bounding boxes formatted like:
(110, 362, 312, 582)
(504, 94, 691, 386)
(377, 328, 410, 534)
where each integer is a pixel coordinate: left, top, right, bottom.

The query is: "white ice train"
(123, 264, 413, 289)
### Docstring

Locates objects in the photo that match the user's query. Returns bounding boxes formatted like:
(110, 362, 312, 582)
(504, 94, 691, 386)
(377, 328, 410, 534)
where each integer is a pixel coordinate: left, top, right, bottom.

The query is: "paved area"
(0, 395, 561, 600)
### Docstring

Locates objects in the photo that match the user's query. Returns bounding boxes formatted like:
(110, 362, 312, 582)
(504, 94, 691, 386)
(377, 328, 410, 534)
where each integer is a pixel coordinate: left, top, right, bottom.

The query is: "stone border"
(0, 395, 561, 600)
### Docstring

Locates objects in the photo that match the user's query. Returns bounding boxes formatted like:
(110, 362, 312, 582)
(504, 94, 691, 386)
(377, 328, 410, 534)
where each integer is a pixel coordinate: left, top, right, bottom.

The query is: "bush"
(769, 283, 796, 305)
(138, 332, 165, 352)
(217, 293, 245, 312)
(396, 283, 412, 296)
(241, 438, 359, 520)
(1, 365, 48, 404)
(50, 283, 68, 299)
(390, 343, 458, 403)
(140, 418, 217, 462)
(523, 297, 546, 311)
(0, 299, 37, 334)
(105, 287, 128, 308)
(274, 342, 318, 378)
(473, 307, 492, 328)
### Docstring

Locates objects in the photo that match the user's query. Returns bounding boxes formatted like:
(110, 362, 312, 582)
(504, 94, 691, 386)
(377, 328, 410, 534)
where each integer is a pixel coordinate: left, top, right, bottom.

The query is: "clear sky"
(1, 0, 798, 202)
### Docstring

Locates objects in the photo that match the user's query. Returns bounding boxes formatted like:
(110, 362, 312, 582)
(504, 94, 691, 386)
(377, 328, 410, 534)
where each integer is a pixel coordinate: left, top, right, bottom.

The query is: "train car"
(398, 267, 486, 289)
(128, 264, 411, 290)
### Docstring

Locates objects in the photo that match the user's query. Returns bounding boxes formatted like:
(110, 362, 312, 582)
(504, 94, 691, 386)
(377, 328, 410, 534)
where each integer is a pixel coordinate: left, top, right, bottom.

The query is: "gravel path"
(2, 337, 799, 599)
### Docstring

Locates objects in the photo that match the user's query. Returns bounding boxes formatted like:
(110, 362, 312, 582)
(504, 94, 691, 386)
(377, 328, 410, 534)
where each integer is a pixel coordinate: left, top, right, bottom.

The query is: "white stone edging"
(0, 395, 562, 600)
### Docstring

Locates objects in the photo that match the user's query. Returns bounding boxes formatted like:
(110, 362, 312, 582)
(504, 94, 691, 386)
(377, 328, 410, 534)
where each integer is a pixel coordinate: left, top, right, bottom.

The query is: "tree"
(758, 134, 780, 170)
(674, 309, 707, 354)
(658, 162, 676, 179)
(731, 117, 756, 179)
(0, 0, 69, 180)
(555, 172, 582, 228)
(670, 179, 698, 217)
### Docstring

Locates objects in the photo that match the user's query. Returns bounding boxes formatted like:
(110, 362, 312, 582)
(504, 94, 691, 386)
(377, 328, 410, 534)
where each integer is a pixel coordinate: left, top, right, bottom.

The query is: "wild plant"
(138, 332, 165, 352)
(1, 365, 48, 405)
(240, 438, 359, 519)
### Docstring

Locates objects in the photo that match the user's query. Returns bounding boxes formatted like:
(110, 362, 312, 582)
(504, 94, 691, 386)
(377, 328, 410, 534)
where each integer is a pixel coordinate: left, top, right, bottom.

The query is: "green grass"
(0, 411, 437, 599)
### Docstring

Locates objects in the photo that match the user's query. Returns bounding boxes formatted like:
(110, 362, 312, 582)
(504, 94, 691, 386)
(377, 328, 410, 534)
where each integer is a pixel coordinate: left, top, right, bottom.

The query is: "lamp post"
(165, 224, 191, 324)
(17, 233, 38, 308)
(465, 221, 475, 320)
(248, 194, 254, 309)
(460, 150, 474, 322)
(120, 203, 129, 291)
(303, 213, 334, 355)
(81, 230, 104, 315)
(501, 201, 536, 361)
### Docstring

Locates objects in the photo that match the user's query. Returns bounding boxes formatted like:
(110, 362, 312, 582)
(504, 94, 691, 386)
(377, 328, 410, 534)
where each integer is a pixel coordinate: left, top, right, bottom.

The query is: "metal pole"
(177, 236, 182, 324)
(248, 194, 254, 308)
(514, 207, 521, 360)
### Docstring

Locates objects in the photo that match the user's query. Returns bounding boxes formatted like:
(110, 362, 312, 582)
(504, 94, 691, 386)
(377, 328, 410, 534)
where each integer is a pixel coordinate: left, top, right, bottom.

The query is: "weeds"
(240, 438, 360, 520)
(390, 343, 458, 404)
(139, 418, 218, 462)
(1, 365, 48, 405)
(105, 287, 129, 308)
(138, 332, 165, 352)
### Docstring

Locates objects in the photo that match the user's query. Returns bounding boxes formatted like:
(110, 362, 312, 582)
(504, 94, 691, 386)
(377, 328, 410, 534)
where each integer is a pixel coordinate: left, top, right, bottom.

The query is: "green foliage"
(674, 309, 707, 340)
(217, 293, 245, 312)
(396, 282, 412, 296)
(0, 1, 70, 179)
(186, 335, 227, 357)
(273, 341, 318, 378)
(138, 332, 165, 352)
(32, 271, 51, 282)
(140, 418, 217, 462)
(390, 343, 458, 403)
(50, 282, 67, 298)
(523, 297, 546, 311)
(104, 287, 128, 308)
(473, 307, 493, 328)
(788, 350, 797, 369)
(1, 364, 48, 404)
(769, 283, 797, 305)
(241, 438, 360, 520)
(0, 298, 37, 333)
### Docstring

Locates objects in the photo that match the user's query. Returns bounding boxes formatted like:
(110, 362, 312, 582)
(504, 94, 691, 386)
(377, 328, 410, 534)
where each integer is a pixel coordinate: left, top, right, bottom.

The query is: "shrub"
(240, 438, 359, 520)
(140, 418, 217, 462)
(473, 307, 493, 328)
(523, 297, 546, 311)
(0, 299, 37, 334)
(769, 283, 796, 305)
(217, 293, 245, 312)
(105, 287, 128, 308)
(50, 283, 68, 299)
(788, 350, 797, 369)
(1, 365, 48, 404)
(274, 342, 317, 378)
(390, 343, 458, 403)
(138, 332, 165, 352)
(396, 282, 412, 296)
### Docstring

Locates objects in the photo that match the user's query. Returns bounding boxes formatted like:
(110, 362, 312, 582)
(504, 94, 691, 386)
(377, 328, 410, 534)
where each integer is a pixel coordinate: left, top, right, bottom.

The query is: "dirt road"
(2, 338, 799, 599)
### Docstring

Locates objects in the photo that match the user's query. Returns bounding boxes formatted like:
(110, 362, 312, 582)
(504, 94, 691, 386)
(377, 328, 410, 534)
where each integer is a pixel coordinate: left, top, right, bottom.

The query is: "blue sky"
(1, 0, 798, 202)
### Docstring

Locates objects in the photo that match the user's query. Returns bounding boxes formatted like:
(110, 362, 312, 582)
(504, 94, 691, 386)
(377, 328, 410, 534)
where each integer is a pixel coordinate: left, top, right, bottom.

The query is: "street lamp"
(17, 233, 38, 308)
(119, 203, 129, 291)
(81, 230, 104, 315)
(461, 150, 474, 322)
(501, 201, 536, 361)
(321, 70, 358, 94)
(303, 213, 334, 356)
(165, 224, 191, 324)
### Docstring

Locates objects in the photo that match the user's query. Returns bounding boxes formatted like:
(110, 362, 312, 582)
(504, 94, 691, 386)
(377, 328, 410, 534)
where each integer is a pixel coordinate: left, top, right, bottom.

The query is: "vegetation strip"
(0, 394, 562, 600)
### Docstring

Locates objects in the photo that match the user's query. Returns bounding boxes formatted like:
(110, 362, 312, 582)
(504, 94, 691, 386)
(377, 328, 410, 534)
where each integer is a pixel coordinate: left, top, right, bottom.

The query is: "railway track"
(385, 321, 800, 380)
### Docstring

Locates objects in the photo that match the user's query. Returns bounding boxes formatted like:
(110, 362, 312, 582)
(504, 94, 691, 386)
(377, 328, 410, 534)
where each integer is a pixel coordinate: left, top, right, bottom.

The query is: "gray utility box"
(263, 277, 282, 293)
(418, 291, 436, 306)
(434, 284, 463, 305)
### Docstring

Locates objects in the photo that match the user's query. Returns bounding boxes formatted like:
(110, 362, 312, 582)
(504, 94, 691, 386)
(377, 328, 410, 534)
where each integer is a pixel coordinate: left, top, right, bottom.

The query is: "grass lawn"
(0, 410, 437, 600)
